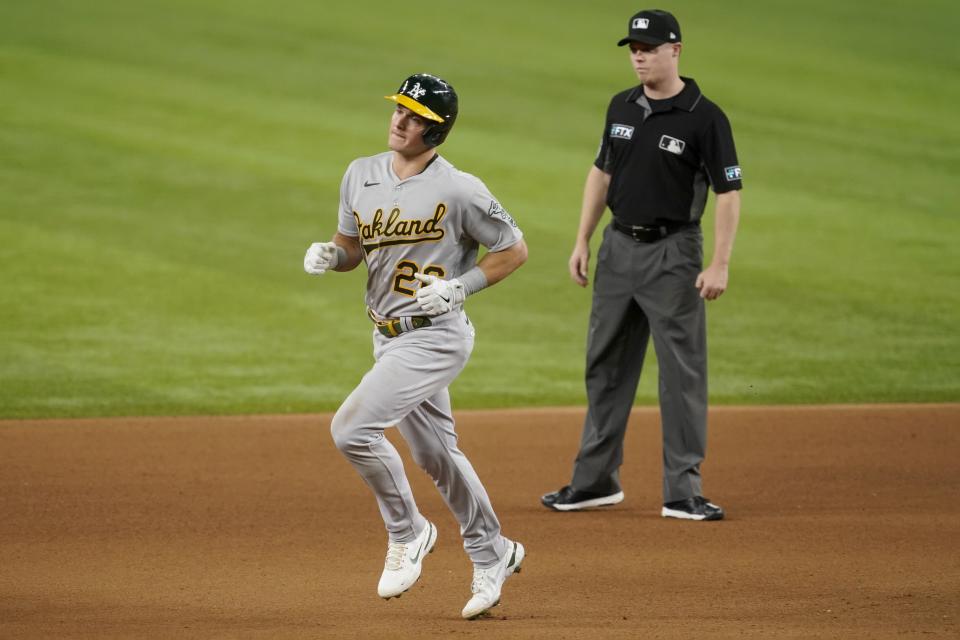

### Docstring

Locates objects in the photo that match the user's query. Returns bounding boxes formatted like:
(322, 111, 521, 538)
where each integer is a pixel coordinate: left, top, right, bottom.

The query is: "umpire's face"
(388, 105, 431, 156)
(628, 41, 681, 86)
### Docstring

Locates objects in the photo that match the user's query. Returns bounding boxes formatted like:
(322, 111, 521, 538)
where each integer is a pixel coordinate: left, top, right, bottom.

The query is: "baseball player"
(304, 73, 528, 619)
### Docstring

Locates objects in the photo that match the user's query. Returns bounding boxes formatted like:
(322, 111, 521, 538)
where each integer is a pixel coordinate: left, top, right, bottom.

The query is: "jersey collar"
(626, 76, 702, 112)
(388, 152, 442, 184)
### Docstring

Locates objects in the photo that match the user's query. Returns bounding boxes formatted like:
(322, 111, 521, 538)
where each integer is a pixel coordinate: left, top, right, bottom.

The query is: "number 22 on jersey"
(392, 260, 446, 296)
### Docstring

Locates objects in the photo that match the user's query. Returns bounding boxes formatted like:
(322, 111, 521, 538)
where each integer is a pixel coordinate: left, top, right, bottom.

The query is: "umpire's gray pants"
(330, 310, 508, 568)
(571, 223, 708, 503)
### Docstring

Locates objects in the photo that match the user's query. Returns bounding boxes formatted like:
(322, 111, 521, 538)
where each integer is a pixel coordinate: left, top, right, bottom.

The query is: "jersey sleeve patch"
(724, 165, 742, 181)
(487, 200, 518, 228)
(610, 124, 634, 140)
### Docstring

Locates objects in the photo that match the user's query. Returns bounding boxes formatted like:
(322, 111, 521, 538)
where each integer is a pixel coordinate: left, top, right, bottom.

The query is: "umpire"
(542, 9, 742, 520)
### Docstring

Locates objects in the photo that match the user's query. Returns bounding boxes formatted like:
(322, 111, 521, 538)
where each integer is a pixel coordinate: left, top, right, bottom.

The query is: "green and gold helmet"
(385, 73, 459, 147)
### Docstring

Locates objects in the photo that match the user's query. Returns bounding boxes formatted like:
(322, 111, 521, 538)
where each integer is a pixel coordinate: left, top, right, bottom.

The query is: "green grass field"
(1, 0, 958, 418)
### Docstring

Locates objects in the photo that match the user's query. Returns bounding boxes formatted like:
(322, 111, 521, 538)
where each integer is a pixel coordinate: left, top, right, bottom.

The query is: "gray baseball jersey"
(337, 151, 523, 318)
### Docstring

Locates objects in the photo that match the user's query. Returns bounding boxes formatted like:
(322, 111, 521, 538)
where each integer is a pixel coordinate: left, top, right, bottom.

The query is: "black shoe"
(661, 496, 725, 521)
(540, 485, 624, 511)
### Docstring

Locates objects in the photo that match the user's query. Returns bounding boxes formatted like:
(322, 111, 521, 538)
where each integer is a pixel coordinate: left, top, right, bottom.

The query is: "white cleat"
(461, 540, 525, 620)
(377, 521, 437, 599)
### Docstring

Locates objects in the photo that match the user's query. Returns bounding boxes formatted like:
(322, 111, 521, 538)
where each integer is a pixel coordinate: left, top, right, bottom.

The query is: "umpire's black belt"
(367, 308, 432, 338)
(612, 219, 694, 243)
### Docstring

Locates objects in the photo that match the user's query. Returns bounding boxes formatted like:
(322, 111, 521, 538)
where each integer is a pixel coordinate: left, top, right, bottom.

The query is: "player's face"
(628, 41, 680, 86)
(388, 105, 431, 156)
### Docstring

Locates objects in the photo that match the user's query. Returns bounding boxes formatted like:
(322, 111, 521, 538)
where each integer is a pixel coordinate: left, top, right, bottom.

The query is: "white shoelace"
(470, 567, 490, 594)
(384, 542, 407, 571)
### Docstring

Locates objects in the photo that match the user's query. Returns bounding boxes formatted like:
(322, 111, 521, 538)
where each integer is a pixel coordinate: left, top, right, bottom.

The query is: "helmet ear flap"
(421, 123, 440, 148)
(422, 115, 456, 148)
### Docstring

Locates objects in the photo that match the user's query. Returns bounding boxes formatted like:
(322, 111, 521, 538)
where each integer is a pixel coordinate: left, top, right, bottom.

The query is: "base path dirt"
(1, 405, 958, 639)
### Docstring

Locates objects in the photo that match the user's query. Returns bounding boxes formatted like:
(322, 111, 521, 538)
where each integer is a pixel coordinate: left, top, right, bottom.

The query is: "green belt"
(367, 309, 432, 338)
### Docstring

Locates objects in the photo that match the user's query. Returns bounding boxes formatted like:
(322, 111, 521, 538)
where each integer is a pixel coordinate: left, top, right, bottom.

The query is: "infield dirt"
(2, 405, 958, 638)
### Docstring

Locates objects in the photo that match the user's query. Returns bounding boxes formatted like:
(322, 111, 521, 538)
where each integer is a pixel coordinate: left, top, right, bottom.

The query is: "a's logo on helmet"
(408, 83, 427, 99)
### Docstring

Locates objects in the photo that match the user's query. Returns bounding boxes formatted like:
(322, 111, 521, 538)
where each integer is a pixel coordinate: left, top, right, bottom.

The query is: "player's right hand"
(304, 242, 339, 275)
(569, 243, 590, 287)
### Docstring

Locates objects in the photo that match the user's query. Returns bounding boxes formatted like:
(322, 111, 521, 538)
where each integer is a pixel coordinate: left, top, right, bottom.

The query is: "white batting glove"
(303, 242, 339, 275)
(414, 273, 466, 316)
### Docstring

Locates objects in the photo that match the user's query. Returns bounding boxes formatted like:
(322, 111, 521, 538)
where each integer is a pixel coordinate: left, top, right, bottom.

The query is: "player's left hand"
(695, 263, 729, 300)
(414, 273, 466, 316)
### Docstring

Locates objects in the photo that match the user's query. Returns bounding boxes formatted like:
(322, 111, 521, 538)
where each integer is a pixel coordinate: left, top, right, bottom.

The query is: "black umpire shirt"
(595, 76, 742, 226)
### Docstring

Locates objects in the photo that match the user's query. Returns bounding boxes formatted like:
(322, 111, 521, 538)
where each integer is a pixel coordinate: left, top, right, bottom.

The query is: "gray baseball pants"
(330, 310, 508, 568)
(571, 223, 708, 503)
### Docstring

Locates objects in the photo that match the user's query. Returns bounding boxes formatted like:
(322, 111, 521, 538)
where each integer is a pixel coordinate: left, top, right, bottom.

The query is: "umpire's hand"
(696, 263, 729, 300)
(569, 242, 590, 287)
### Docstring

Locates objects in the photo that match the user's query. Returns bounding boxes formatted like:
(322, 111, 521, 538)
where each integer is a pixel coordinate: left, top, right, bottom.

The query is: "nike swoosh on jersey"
(363, 180, 380, 187)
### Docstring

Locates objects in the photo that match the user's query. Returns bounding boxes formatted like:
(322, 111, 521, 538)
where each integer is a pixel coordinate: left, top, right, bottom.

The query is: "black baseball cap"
(617, 9, 681, 47)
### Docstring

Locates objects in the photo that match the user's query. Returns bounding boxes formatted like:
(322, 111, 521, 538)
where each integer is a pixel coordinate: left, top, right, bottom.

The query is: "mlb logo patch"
(658, 135, 685, 155)
(632, 18, 650, 29)
(610, 124, 634, 140)
(725, 166, 742, 181)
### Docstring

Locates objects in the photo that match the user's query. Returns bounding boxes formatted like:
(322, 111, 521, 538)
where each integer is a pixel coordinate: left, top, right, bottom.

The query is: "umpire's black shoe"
(661, 496, 725, 521)
(541, 485, 624, 511)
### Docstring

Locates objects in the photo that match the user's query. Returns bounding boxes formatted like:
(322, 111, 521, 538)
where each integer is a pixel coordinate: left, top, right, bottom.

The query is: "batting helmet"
(385, 73, 458, 148)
